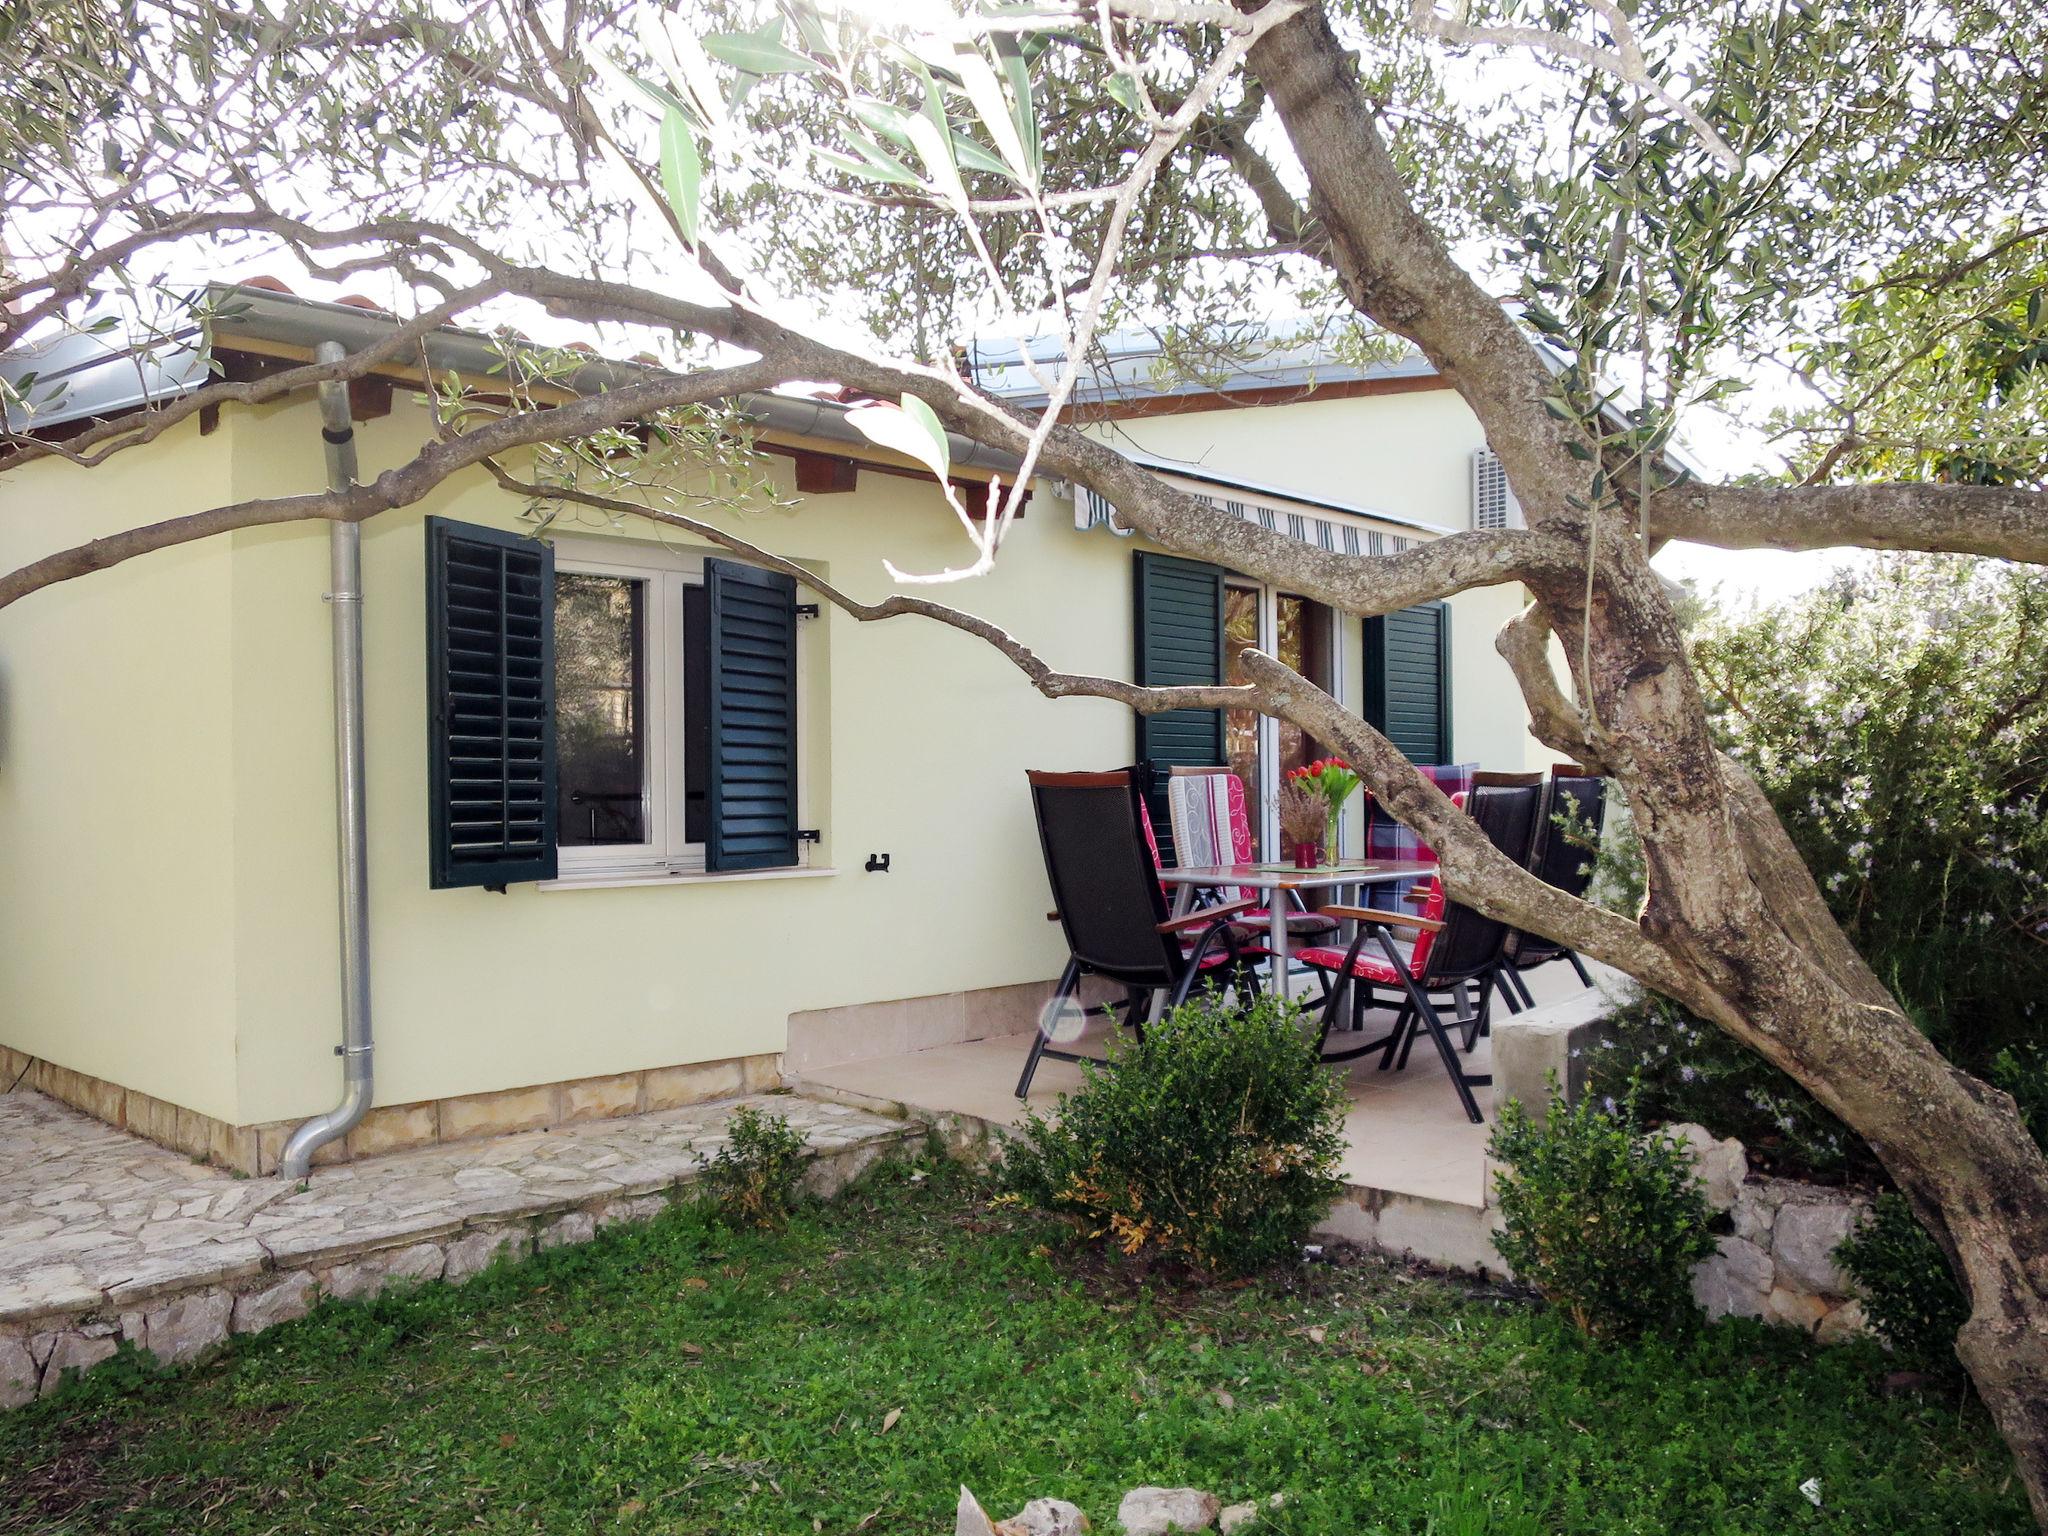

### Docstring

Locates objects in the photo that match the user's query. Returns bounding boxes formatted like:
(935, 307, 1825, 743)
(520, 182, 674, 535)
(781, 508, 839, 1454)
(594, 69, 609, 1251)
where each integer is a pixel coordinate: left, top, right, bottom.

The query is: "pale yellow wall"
(0, 417, 243, 1121)
(1093, 389, 1558, 772)
(1, 377, 1555, 1132)
(1093, 388, 1480, 530)
(223, 394, 1130, 1124)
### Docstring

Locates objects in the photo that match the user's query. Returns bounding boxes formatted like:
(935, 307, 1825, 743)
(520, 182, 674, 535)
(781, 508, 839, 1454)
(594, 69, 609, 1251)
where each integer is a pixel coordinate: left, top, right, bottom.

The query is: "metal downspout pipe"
(280, 341, 373, 1179)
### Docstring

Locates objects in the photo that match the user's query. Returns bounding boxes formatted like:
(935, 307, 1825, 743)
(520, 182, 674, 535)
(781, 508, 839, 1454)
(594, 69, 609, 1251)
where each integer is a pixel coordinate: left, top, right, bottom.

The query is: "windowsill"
(538, 865, 837, 893)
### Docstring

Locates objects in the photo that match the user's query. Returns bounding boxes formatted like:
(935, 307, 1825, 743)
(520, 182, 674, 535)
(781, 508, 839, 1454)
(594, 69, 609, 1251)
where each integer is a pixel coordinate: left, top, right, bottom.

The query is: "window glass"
(1276, 592, 1335, 780)
(682, 582, 711, 846)
(555, 572, 647, 846)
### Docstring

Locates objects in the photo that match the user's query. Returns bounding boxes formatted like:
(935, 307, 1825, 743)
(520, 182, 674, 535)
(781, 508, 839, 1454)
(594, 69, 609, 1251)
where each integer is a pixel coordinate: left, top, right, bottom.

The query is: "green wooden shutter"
(1364, 601, 1451, 764)
(1132, 551, 1226, 861)
(706, 558, 800, 871)
(426, 517, 557, 888)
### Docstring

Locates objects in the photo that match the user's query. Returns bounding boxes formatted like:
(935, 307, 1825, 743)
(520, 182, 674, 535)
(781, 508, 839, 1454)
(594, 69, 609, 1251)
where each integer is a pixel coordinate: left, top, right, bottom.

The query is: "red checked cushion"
(1295, 874, 1449, 982)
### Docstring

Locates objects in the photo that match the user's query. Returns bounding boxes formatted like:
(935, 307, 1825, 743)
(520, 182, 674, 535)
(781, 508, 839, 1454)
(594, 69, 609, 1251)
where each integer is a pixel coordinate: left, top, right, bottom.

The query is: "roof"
(0, 282, 1020, 474)
(964, 323, 1435, 410)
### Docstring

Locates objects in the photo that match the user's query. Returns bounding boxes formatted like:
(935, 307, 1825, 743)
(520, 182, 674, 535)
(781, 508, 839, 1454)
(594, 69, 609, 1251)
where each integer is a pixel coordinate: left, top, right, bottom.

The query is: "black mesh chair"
(1017, 769, 1267, 1100)
(1294, 784, 1542, 1123)
(1496, 774, 1606, 1008)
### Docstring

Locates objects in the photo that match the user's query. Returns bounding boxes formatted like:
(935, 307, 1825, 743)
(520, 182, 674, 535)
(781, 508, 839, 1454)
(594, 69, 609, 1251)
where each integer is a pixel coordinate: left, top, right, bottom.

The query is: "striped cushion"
(1165, 770, 1255, 901)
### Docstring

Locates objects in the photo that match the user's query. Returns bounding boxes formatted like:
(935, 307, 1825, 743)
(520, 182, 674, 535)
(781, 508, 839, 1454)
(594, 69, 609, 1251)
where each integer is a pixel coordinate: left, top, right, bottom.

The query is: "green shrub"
(1489, 1085, 1716, 1340)
(696, 1104, 810, 1229)
(999, 992, 1347, 1275)
(1836, 1193, 1969, 1374)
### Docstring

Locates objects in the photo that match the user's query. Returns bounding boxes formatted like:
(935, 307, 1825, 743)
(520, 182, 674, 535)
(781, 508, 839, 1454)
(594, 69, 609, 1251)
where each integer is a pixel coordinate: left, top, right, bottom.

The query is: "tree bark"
(1239, 4, 2048, 1520)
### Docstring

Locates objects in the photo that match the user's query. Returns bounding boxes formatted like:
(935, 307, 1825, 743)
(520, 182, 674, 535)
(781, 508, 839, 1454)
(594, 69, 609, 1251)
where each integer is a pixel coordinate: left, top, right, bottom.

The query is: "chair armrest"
(1322, 904, 1446, 934)
(1157, 896, 1256, 935)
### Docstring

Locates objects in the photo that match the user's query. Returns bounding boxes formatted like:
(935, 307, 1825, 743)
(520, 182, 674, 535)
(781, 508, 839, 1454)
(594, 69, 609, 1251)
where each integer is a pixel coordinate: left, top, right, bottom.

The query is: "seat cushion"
(1242, 908, 1341, 938)
(1294, 942, 1410, 986)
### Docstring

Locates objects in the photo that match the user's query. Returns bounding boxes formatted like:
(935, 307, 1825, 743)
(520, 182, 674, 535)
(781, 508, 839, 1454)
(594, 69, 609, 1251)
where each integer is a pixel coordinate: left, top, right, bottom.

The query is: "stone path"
(0, 1086, 920, 1405)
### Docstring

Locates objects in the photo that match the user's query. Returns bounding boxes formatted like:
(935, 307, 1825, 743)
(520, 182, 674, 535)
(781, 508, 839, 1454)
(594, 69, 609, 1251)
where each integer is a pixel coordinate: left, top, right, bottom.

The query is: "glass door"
(1224, 581, 1342, 858)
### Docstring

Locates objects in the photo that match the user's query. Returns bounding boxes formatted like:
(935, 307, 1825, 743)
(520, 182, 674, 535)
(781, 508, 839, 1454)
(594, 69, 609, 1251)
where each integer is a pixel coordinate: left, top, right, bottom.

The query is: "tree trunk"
(1226, 7, 2048, 1519)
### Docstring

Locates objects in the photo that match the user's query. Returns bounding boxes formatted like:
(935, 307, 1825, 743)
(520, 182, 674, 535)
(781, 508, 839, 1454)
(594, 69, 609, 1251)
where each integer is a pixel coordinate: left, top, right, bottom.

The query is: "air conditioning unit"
(1471, 448, 1524, 531)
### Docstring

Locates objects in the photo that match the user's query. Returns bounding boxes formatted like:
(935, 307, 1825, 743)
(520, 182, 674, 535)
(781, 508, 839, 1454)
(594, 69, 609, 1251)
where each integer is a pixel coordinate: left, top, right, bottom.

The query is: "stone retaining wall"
(1669, 1123, 1870, 1340)
(0, 1110, 914, 1408)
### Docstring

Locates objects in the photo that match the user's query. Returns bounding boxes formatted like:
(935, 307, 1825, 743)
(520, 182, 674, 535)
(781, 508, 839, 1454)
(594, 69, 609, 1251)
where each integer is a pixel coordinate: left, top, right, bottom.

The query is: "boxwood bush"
(1489, 1085, 1716, 1340)
(999, 991, 1347, 1276)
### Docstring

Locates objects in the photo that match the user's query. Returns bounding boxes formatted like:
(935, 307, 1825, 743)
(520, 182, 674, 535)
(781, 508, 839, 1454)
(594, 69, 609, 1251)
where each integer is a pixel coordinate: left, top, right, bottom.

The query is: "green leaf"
(949, 132, 1011, 179)
(851, 97, 917, 150)
(904, 78, 969, 214)
(846, 395, 952, 482)
(951, 46, 1032, 185)
(993, 38, 1041, 182)
(659, 105, 701, 246)
(1105, 72, 1145, 114)
(702, 22, 816, 76)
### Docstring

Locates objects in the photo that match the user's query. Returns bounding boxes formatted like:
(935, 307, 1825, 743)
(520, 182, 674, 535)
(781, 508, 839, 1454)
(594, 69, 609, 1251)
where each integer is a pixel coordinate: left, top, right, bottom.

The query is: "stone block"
(1491, 988, 1613, 1114)
(141, 1289, 232, 1365)
(1692, 1234, 1772, 1320)
(1772, 1196, 1865, 1297)
(209, 1121, 262, 1176)
(0, 1336, 39, 1408)
(1118, 1486, 1219, 1535)
(346, 1102, 441, 1159)
(443, 1225, 531, 1283)
(1666, 1123, 1747, 1211)
(322, 1241, 446, 1302)
(1816, 1298, 1869, 1345)
(439, 1085, 559, 1143)
(741, 1053, 784, 1094)
(1000, 1497, 1091, 1536)
(1731, 1184, 1778, 1246)
(232, 1271, 320, 1335)
(536, 1211, 597, 1251)
(1766, 1287, 1831, 1333)
(560, 1074, 641, 1124)
(595, 1194, 670, 1229)
(643, 1060, 746, 1110)
(41, 1330, 117, 1387)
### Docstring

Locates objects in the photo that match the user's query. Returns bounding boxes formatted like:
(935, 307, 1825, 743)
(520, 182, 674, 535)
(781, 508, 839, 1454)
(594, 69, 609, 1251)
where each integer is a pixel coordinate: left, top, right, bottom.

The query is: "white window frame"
(551, 537, 702, 879)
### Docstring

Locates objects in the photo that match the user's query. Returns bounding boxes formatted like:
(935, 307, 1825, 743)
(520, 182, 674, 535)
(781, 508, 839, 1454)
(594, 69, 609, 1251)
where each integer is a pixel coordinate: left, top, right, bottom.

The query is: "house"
(0, 285, 1554, 1176)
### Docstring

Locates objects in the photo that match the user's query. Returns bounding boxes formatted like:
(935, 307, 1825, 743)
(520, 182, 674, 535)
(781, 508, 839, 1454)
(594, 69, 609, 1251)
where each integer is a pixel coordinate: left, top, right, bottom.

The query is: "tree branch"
(1654, 481, 2048, 565)
(487, 467, 1256, 712)
(0, 358, 791, 610)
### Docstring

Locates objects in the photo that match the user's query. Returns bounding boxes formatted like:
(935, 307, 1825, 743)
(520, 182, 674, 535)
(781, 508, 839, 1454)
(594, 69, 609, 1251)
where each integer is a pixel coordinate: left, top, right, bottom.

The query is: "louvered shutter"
(1365, 602, 1452, 765)
(1132, 552, 1226, 862)
(706, 558, 800, 871)
(426, 517, 557, 888)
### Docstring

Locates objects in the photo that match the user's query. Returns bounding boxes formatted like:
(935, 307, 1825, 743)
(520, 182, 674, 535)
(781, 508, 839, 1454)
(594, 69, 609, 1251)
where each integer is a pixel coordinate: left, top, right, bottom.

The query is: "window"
(549, 540, 726, 877)
(425, 518, 807, 889)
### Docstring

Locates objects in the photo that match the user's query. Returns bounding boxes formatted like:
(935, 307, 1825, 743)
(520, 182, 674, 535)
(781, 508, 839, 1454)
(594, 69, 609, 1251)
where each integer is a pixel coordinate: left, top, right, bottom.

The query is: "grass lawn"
(0, 1157, 2028, 1535)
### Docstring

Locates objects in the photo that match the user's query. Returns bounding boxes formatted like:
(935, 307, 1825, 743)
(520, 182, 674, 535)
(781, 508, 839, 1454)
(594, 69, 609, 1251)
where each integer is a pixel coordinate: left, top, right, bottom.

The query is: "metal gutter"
(279, 340, 374, 1180)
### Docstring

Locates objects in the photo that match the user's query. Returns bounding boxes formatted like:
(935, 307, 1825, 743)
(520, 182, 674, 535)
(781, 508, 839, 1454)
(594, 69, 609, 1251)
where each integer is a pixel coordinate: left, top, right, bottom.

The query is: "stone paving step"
(0, 1087, 922, 1406)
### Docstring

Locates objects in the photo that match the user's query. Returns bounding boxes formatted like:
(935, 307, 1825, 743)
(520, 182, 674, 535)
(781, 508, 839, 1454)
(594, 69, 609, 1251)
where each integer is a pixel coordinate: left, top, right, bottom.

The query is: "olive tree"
(3, 0, 2045, 1515)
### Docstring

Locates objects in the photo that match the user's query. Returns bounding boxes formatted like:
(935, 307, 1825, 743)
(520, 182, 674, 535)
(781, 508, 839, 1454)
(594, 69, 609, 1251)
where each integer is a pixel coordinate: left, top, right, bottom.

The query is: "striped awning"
(1074, 481, 1420, 556)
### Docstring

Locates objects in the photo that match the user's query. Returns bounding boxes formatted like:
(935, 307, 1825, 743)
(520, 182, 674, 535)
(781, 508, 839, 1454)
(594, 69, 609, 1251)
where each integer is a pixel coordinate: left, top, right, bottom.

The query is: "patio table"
(1160, 859, 1437, 1001)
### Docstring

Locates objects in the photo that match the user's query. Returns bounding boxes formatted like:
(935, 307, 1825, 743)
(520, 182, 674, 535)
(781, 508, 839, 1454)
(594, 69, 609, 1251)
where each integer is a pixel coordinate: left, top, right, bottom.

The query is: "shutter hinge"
(796, 828, 822, 843)
(794, 603, 821, 619)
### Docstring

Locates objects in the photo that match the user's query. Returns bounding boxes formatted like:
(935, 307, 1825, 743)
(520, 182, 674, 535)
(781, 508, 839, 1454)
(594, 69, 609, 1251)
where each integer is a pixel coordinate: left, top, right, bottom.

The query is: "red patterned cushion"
(1295, 876, 1449, 982)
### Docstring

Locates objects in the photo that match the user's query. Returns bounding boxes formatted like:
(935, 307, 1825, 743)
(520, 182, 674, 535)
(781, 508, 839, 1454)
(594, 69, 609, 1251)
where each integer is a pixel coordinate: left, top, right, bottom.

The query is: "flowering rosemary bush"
(998, 992, 1347, 1276)
(1587, 557, 2048, 1179)
(1692, 555, 2048, 1069)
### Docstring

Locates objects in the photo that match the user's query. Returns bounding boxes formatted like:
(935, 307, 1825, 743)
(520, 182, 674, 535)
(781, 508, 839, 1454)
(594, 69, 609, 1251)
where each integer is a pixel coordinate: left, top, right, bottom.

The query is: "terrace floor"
(794, 958, 1597, 1210)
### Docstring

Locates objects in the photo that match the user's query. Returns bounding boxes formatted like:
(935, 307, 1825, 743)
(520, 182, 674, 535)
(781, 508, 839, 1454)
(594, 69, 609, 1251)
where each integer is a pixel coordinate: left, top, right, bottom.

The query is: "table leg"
(1270, 896, 1291, 1001)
